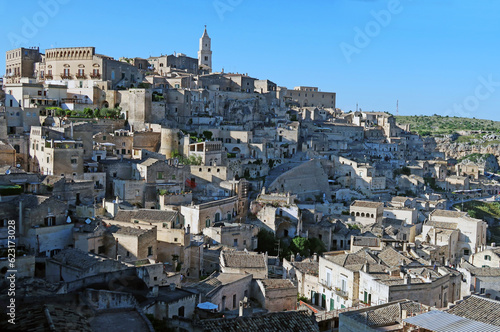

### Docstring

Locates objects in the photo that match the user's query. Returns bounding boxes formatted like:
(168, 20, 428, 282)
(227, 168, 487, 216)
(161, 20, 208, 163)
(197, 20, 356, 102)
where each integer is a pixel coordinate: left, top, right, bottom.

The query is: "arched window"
(485, 255, 492, 261)
(205, 218, 210, 227)
(215, 212, 220, 222)
(361, 213, 365, 217)
(356, 212, 360, 217)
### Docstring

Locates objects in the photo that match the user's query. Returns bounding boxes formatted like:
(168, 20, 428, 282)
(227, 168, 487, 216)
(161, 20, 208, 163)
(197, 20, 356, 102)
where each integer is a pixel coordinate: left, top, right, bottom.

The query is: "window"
(464, 249, 470, 256)
(233, 238, 238, 247)
(98, 245, 105, 254)
(233, 294, 237, 309)
(148, 246, 153, 256)
(71, 158, 77, 164)
(480, 288, 485, 294)
(326, 268, 332, 288)
(157, 172, 164, 179)
(485, 255, 492, 261)
(126, 251, 130, 257)
(206, 219, 210, 227)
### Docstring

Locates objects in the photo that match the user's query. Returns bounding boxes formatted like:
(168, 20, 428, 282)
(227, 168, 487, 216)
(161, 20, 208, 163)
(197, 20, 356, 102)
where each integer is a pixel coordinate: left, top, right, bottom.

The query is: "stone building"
(0, 140, 16, 167)
(105, 222, 158, 263)
(470, 246, 500, 268)
(339, 299, 430, 332)
(40, 46, 142, 90)
(358, 264, 462, 309)
(317, 250, 377, 311)
(45, 248, 129, 282)
(285, 86, 336, 108)
(203, 223, 258, 250)
(29, 126, 84, 178)
(250, 192, 301, 238)
(458, 261, 500, 300)
(180, 196, 239, 234)
(253, 279, 297, 312)
(186, 272, 253, 312)
(350, 201, 384, 225)
(268, 159, 332, 201)
(220, 250, 268, 279)
(198, 27, 212, 72)
(188, 141, 224, 166)
(4, 47, 41, 84)
(283, 257, 319, 301)
(421, 209, 487, 263)
(141, 285, 197, 320)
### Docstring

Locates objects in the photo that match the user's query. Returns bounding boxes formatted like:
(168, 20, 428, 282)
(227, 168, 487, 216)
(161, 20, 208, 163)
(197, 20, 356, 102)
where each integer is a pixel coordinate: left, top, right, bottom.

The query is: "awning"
(197, 302, 218, 310)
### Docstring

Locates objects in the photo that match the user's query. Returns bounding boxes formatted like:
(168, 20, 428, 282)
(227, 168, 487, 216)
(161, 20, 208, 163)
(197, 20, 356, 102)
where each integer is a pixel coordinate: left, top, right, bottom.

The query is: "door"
(330, 298, 334, 311)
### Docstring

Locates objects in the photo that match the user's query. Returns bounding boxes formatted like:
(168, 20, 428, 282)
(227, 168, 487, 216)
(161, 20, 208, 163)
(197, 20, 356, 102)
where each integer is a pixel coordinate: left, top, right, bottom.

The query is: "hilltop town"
(1, 28, 500, 331)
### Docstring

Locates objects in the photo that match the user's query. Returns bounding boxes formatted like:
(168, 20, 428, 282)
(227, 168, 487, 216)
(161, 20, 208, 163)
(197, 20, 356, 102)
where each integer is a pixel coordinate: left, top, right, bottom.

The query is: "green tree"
(202, 130, 213, 140)
(308, 237, 326, 256)
(93, 108, 101, 118)
(290, 237, 309, 257)
(256, 229, 277, 255)
(83, 107, 93, 118)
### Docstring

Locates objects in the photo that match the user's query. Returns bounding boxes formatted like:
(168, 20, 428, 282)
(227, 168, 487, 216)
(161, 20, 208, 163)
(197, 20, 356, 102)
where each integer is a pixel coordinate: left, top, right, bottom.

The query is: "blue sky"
(2, 0, 500, 120)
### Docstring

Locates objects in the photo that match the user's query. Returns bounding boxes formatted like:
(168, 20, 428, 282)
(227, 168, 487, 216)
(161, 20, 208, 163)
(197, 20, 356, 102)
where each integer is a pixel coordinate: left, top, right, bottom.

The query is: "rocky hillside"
(433, 134, 500, 163)
(395, 115, 500, 162)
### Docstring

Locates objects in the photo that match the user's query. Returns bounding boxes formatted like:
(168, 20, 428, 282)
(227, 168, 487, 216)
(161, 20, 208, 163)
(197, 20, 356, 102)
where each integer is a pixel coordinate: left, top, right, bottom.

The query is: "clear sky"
(1, 0, 500, 120)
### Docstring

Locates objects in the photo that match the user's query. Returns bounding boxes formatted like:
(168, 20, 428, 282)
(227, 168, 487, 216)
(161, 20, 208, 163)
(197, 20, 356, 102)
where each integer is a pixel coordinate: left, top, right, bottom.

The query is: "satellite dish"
(66, 216, 72, 223)
(85, 218, 91, 224)
(16, 164, 21, 168)
(52, 123, 56, 126)
(5, 170, 10, 175)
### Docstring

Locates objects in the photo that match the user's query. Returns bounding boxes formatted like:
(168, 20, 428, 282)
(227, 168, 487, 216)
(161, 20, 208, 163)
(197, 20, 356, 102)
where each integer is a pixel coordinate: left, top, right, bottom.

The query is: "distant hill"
(395, 115, 500, 136)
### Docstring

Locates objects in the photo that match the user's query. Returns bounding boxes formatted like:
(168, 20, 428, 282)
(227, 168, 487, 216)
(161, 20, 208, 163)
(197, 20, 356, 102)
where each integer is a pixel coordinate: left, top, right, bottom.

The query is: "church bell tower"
(198, 26, 212, 72)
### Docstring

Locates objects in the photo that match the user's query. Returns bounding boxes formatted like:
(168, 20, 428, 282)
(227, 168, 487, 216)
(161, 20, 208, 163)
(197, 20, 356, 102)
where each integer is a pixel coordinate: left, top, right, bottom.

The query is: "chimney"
(401, 309, 408, 320)
(312, 253, 318, 262)
(363, 262, 370, 273)
(290, 254, 294, 262)
(404, 274, 411, 284)
(492, 243, 496, 248)
(403, 242, 408, 252)
(239, 301, 244, 317)
(152, 285, 159, 297)
(169, 283, 176, 291)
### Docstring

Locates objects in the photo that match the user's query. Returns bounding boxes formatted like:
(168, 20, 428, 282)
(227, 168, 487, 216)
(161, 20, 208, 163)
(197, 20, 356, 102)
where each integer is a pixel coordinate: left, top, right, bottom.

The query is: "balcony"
(90, 73, 101, 79)
(335, 288, 349, 299)
(60, 73, 72, 79)
(75, 73, 86, 79)
(45, 74, 53, 79)
(320, 279, 333, 290)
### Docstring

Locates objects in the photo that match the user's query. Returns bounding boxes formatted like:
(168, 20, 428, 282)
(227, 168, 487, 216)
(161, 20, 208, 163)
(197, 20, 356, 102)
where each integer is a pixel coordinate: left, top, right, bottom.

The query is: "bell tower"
(198, 25, 212, 72)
